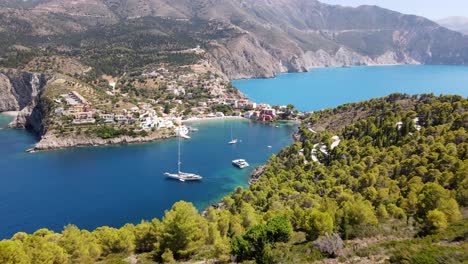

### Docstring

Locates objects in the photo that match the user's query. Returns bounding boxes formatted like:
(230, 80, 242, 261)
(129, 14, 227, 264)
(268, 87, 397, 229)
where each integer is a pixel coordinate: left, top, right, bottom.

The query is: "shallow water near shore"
(233, 65, 468, 111)
(0, 114, 13, 128)
(0, 117, 296, 239)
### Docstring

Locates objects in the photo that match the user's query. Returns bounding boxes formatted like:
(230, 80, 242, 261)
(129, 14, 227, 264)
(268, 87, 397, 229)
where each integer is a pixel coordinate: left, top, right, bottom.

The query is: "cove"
(0, 118, 296, 239)
(233, 65, 468, 111)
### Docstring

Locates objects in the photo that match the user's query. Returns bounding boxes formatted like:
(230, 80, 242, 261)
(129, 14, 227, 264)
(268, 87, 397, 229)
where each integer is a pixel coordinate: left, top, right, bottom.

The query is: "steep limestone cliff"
(0, 70, 47, 132)
(207, 36, 419, 79)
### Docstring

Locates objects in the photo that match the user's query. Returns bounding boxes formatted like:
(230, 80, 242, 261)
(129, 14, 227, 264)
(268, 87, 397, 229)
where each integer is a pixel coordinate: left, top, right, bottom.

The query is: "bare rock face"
(0, 71, 46, 111)
(207, 35, 288, 79)
(207, 38, 420, 79)
(0, 74, 20, 111)
(314, 233, 344, 258)
(0, 70, 47, 131)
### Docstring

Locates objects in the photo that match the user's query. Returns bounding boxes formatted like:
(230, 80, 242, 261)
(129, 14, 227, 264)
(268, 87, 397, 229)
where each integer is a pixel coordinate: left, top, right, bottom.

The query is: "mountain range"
(0, 0, 468, 79)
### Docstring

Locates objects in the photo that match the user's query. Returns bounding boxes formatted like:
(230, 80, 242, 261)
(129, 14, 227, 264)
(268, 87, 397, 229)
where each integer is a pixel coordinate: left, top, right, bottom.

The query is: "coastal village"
(59, 89, 294, 130)
(44, 59, 299, 143)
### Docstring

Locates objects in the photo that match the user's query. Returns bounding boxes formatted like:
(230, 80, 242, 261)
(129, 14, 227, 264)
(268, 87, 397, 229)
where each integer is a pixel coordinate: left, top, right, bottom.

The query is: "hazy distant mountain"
(437, 16, 468, 35)
(1, 0, 468, 79)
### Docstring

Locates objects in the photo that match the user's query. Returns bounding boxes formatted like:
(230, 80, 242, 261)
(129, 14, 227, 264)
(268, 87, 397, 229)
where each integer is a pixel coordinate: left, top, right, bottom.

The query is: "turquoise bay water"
(0, 115, 13, 128)
(233, 65, 468, 111)
(0, 118, 296, 239)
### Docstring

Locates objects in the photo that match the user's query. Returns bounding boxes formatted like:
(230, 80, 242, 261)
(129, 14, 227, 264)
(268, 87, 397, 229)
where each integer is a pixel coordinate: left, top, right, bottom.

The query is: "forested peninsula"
(0, 94, 466, 264)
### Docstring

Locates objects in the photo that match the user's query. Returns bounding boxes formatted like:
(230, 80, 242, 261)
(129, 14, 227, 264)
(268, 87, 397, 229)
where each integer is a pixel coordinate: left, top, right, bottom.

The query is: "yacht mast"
(178, 136, 181, 173)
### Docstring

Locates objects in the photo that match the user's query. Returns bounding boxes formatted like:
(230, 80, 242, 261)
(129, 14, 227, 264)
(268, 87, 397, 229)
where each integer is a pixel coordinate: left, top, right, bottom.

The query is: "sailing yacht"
(164, 136, 202, 182)
(228, 125, 238, 144)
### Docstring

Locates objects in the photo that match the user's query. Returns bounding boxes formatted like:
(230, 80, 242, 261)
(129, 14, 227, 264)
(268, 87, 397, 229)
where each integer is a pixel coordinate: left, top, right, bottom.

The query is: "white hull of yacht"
(164, 172, 202, 182)
(232, 159, 250, 169)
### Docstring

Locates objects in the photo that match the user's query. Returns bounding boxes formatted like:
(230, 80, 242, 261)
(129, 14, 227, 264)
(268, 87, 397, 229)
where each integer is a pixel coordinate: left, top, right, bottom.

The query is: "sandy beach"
(0, 111, 20, 117)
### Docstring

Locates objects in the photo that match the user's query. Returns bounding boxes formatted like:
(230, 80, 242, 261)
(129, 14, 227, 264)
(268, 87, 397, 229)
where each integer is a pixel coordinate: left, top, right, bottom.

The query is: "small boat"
(232, 159, 250, 169)
(165, 136, 202, 182)
(267, 145, 272, 148)
(176, 125, 189, 135)
(179, 133, 191, 139)
(188, 126, 199, 132)
(26, 148, 36, 153)
(228, 126, 238, 145)
(176, 126, 191, 139)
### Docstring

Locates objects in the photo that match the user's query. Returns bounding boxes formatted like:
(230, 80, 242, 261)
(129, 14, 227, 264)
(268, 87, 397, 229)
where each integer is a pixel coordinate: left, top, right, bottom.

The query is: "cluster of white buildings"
(164, 74, 228, 99)
(59, 91, 96, 125)
(142, 67, 169, 79)
(138, 109, 175, 130)
(98, 104, 175, 131)
(58, 91, 177, 131)
(224, 98, 257, 110)
(166, 81, 186, 97)
(143, 67, 231, 101)
(223, 98, 284, 121)
(203, 77, 227, 97)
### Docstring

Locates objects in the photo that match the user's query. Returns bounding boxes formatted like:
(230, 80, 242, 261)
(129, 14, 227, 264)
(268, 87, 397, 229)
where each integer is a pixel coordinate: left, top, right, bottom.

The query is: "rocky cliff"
(200, 0, 466, 79)
(206, 40, 419, 79)
(0, 70, 47, 132)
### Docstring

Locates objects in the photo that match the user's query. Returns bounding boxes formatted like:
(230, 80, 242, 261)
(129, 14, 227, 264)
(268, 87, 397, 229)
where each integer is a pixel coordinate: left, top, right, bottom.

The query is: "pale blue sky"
(319, 0, 466, 20)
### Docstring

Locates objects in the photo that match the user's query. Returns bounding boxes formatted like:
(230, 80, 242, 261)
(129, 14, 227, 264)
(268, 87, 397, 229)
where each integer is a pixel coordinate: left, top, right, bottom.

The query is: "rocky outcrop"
(0, 70, 47, 131)
(11, 95, 49, 135)
(0, 74, 20, 111)
(249, 165, 266, 185)
(0, 71, 44, 111)
(31, 130, 175, 152)
(206, 35, 289, 79)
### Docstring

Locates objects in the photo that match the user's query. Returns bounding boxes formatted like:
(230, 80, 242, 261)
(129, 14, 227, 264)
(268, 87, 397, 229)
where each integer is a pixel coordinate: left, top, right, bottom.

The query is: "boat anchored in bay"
(164, 135, 202, 182)
(232, 159, 250, 169)
(228, 125, 238, 145)
(176, 125, 191, 139)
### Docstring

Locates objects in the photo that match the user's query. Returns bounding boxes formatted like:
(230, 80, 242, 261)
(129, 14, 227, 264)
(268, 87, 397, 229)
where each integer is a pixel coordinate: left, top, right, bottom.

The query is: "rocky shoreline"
(28, 130, 175, 152)
(248, 165, 266, 185)
(204, 164, 268, 214)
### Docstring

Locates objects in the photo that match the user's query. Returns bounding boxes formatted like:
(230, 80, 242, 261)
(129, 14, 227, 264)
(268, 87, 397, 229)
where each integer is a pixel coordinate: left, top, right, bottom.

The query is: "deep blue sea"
(233, 65, 468, 111)
(0, 117, 296, 239)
